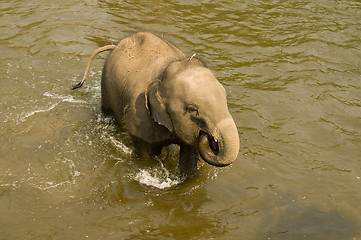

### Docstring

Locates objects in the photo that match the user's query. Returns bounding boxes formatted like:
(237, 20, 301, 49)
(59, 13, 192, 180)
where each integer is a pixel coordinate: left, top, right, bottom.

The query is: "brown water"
(1, 0, 361, 239)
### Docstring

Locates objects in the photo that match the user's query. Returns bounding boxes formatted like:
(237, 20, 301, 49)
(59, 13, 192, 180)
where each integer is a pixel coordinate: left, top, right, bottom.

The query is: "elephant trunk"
(198, 117, 240, 167)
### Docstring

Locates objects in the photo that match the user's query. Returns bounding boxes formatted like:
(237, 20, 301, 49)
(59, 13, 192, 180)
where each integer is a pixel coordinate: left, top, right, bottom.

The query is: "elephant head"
(146, 57, 239, 167)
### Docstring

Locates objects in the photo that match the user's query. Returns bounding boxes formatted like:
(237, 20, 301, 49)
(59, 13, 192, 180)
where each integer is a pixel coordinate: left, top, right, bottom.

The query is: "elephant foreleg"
(131, 135, 163, 159)
(179, 144, 204, 177)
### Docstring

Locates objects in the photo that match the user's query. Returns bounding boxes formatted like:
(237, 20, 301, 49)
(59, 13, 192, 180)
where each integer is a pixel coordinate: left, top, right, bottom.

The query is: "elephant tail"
(71, 45, 117, 90)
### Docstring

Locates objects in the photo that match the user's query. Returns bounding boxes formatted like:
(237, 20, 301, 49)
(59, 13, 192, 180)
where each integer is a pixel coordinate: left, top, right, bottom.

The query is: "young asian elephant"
(73, 32, 239, 176)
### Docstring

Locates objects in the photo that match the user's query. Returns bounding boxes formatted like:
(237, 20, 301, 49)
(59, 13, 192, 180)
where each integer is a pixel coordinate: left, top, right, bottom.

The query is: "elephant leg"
(131, 135, 163, 159)
(179, 144, 203, 177)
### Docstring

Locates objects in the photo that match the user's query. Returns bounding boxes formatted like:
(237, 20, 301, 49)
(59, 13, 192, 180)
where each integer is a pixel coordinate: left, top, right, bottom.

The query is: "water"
(1, 0, 361, 239)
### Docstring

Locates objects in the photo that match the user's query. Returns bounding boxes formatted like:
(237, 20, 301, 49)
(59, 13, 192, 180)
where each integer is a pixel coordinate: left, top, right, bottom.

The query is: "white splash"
(19, 102, 59, 121)
(108, 136, 132, 155)
(135, 170, 181, 189)
(97, 116, 133, 155)
(43, 92, 87, 104)
(19, 92, 87, 122)
(37, 180, 73, 190)
(134, 162, 183, 189)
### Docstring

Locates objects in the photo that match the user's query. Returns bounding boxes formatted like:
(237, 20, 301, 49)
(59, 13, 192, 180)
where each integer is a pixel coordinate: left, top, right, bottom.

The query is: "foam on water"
(18, 92, 88, 122)
(19, 102, 59, 122)
(96, 114, 133, 155)
(108, 135, 133, 155)
(134, 161, 184, 189)
(43, 92, 88, 104)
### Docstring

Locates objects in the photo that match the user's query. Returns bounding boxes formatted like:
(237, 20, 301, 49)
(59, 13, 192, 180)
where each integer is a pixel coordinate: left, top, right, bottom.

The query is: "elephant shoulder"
(124, 93, 173, 144)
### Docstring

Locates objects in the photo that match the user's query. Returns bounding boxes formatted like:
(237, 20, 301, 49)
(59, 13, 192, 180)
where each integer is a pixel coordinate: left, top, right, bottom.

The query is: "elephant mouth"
(205, 133, 219, 155)
(198, 118, 239, 167)
(198, 131, 222, 165)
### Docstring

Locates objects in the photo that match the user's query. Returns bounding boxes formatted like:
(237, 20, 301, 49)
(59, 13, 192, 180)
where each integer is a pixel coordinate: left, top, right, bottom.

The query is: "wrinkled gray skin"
(74, 32, 239, 176)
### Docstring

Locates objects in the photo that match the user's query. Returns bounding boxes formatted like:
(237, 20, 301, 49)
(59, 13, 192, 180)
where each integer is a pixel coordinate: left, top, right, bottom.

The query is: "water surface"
(1, 0, 361, 239)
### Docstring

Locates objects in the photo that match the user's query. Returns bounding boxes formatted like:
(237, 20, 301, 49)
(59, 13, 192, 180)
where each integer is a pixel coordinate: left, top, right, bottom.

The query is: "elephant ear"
(145, 80, 174, 132)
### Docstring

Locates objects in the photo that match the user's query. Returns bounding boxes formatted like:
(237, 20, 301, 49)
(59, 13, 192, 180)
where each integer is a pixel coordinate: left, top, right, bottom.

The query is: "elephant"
(72, 32, 239, 176)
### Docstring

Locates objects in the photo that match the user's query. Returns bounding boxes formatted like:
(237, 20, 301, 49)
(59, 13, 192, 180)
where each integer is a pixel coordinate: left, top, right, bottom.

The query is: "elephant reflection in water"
(73, 32, 239, 177)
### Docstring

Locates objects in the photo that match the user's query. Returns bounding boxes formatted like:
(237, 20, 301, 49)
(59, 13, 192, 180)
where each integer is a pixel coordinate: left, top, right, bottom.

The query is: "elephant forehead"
(166, 70, 227, 108)
(173, 68, 224, 94)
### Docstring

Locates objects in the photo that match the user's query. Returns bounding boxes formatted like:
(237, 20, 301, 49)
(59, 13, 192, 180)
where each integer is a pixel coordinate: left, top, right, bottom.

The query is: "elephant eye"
(185, 104, 199, 116)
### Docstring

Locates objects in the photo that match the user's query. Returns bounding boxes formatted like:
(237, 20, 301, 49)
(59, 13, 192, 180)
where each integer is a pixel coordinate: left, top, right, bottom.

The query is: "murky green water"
(1, 0, 361, 239)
